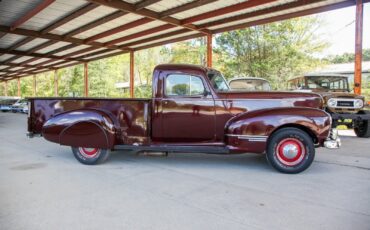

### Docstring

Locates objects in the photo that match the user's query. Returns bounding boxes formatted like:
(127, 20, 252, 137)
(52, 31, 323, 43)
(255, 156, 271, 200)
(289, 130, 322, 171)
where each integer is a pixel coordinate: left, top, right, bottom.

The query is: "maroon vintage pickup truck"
(27, 64, 340, 173)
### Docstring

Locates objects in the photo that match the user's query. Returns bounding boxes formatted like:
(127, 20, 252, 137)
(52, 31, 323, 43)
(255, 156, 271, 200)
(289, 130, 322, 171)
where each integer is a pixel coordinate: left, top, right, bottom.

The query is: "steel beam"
(207, 34, 212, 68)
(33, 75, 36, 96)
(4, 81, 8, 96)
(84, 63, 89, 97)
(54, 69, 58, 96)
(17, 78, 21, 97)
(135, 0, 162, 11)
(354, 0, 363, 95)
(159, 0, 217, 19)
(130, 51, 134, 98)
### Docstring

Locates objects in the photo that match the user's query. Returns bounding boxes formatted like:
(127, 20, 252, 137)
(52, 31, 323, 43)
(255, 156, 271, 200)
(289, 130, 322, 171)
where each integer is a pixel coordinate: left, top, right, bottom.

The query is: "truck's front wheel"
(354, 111, 370, 138)
(72, 147, 110, 165)
(266, 128, 315, 174)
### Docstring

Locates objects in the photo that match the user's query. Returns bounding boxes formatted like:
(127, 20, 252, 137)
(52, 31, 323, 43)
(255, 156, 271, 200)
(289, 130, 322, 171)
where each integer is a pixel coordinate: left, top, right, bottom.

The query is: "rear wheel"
(266, 128, 315, 174)
(72, 147, 110, 165)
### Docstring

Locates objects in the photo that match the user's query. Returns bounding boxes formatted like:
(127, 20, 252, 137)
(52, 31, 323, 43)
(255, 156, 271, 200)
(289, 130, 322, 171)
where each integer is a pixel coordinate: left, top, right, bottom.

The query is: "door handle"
(163, 101, 168, 105)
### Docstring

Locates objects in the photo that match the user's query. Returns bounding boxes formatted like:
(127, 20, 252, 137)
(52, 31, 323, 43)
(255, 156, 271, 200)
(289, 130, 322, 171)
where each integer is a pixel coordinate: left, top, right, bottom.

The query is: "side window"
(166, 74, 205, 96)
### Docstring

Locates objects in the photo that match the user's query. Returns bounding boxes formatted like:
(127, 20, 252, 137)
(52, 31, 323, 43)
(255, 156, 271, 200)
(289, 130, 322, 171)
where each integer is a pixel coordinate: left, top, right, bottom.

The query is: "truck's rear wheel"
(266, 127, 315, 174)
(72, 147, 110, 165)
(354, 111, 370, 138)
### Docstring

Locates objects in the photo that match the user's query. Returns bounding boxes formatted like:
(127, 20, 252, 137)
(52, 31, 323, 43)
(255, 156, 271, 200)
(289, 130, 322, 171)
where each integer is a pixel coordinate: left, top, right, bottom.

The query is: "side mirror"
(203, 90, 210, 97)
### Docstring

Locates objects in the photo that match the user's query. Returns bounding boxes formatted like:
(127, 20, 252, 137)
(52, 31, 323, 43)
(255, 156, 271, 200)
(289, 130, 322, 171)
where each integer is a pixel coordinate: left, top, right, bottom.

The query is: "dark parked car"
(27, 64, 340, 173)
(288, 74, 370, 138)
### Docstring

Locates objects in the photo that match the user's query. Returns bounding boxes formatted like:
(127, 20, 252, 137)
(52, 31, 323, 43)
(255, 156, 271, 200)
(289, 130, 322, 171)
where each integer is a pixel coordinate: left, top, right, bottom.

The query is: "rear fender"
(42, 109, 116, 149)
(225, 107, 331, 153)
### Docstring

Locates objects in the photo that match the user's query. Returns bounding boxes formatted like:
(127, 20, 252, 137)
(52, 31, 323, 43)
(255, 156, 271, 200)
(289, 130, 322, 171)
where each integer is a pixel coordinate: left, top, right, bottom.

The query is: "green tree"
(215, 16, 329, 90)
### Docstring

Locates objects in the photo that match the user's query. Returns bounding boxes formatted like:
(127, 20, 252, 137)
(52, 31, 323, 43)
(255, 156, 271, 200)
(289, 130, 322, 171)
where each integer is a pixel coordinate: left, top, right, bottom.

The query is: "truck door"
(156, 72, 216, 142)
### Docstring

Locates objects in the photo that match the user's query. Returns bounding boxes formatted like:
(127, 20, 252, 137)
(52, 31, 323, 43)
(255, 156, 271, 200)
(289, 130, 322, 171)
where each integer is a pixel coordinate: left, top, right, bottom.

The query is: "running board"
(114, 145, 229, 154)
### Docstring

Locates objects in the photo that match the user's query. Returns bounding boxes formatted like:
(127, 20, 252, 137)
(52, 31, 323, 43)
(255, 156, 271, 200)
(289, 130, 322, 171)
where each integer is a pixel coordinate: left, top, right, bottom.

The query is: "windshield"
(306, 76, 349, 91)
(207, 72, 230, 92)
(229, 79, 271, 91)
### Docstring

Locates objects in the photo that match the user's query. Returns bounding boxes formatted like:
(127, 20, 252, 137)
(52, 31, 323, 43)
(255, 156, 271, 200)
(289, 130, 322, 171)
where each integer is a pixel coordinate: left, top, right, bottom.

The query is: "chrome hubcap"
(276, 138, 305, 166)
(282, 144, 299, 159)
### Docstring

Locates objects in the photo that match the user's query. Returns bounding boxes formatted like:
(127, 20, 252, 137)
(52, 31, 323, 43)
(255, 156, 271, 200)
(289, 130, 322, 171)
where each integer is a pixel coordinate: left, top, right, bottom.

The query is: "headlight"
(354, 99, 363, 108)
(327, 98, 336, 107)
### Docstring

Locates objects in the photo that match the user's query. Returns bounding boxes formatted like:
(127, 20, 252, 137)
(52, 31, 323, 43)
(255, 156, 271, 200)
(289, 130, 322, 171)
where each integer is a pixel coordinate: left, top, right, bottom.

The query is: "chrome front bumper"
(324, 128, 341, 149)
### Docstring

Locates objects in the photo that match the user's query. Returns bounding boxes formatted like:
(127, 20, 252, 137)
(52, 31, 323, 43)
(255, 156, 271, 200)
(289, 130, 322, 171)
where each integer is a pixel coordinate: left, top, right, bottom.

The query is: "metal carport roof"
(0, 0, 368, 95)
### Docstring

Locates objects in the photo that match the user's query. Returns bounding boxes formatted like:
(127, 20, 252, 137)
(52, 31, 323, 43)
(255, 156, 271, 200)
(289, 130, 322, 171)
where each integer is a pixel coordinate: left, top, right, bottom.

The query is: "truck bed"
(28, 97, 151, 145)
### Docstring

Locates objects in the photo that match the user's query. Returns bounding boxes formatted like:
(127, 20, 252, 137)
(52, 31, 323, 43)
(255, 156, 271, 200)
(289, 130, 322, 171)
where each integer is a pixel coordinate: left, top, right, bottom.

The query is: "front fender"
(226, 107, 331, 153)
(42, 109, 116, 149)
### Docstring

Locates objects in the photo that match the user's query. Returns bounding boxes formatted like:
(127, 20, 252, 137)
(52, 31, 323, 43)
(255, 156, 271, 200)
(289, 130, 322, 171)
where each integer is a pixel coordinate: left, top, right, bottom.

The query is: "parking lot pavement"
(0, 112, 370, 230)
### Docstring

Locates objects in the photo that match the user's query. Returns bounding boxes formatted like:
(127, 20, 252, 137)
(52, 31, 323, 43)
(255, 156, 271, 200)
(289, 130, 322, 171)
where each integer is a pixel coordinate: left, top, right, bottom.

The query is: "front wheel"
(266, 128, 315, 174)
(72, 147, 110, 165)
(354, 112, 370, 138)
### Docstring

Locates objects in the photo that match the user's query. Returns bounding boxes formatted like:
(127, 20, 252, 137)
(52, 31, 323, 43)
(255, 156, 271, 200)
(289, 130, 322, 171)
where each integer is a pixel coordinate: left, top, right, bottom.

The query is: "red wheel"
(266, 127, 315, 174)
(276, 138, 305, 166)
(78, 147, 100, 158)
(72, 147, 110, 165)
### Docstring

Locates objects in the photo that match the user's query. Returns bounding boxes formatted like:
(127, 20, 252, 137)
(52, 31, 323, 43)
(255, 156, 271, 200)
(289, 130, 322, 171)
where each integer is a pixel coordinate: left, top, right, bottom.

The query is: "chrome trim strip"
(226, 134, 267, 142)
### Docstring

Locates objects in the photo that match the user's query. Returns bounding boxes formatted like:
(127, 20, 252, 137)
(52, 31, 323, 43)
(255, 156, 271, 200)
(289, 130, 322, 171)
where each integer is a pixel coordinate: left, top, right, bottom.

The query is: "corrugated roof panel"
(131, 31, 199, 49)
(0, 0, 44, 26)
(74, 48, 106, 58)
(172, 0, 244, 20)
(84, 50, 119, 60)
(194, 0, 344, 25)
(37, 41, 71, 54)
(0, 34, 27, 49)
(116, 27, 182, 46)
(96, 20, 167, 43)
(54, 61, 79, 68)
(208, 0, 345, 31)
(28, 58, 53, 65)
(73, 14, 144, 39)
(54, 45, 90, 56)
(20, 0, 87, 31)
(8, 66, 25, 71)
(51, 6, 118, 35)
(0, 54, 15, 62)
(146, 0, 193, 12)
(11, 56, 34, 63)
(15, 38, 49, 51)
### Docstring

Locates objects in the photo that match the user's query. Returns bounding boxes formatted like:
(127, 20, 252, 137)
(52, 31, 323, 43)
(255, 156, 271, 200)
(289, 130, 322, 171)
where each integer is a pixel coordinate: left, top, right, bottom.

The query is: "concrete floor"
(0, 112, 370, 230)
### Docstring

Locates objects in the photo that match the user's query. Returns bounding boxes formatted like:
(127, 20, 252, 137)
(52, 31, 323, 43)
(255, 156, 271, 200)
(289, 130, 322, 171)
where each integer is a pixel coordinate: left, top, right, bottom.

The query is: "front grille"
(337, 100, 354, 107)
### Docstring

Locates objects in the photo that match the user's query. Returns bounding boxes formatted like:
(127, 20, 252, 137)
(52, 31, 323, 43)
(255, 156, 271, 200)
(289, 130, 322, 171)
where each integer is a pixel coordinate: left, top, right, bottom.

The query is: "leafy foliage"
(215, 17, 328, 90)
(324, 48, 370, 64)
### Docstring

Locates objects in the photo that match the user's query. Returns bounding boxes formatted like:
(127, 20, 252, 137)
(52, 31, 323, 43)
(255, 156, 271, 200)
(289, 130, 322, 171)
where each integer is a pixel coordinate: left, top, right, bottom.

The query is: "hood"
(218, 90, 321, 100)
(217, 91, 324, 111)
(316, 92, 364, 100)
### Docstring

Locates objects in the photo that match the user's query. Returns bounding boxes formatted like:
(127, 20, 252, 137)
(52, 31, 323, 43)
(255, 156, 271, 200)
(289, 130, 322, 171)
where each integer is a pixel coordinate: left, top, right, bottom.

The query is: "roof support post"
(33, 75, 36, 96)
(4, 81, 8, 96)
(130, 51, 135, 98)
(54, 69, 58, 96)
(84, 63, 89, 97)
(206, 34, 213, 68)
(354, 0, 363, 95)
(17, 78, 21, 97)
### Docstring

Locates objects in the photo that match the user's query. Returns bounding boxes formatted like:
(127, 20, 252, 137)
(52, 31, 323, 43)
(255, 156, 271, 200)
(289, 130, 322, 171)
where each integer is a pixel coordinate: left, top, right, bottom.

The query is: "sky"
(315, 4, 370, 57)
